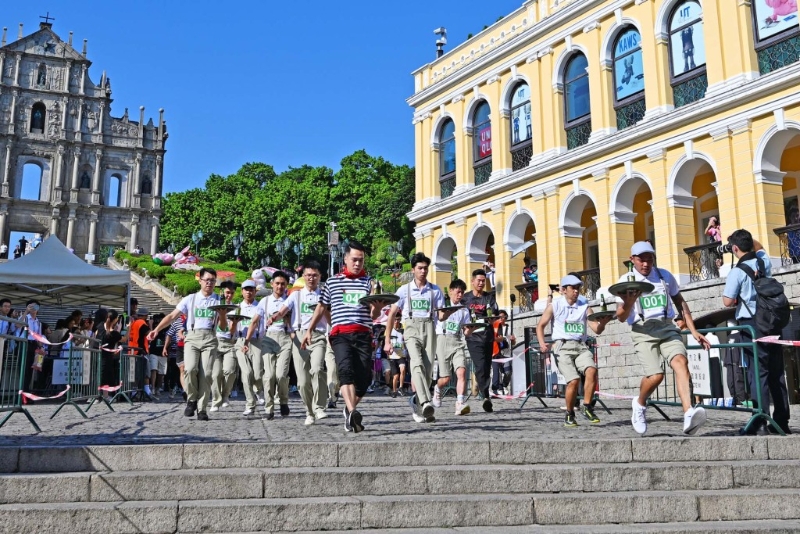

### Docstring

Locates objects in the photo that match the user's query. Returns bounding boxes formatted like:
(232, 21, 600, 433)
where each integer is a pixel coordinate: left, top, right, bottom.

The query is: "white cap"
(560, 274, 583, 287)
(631, 241, 655, 256)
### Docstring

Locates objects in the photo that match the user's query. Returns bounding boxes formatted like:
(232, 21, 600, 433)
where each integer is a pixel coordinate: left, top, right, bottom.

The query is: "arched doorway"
(760, 127, 800, 265)
(506, 211, 538, 307)
(561, 193, 600, 298)
(467, 224, 496, 291)
(611, 175, 654, 276)
(433, 235, 458, 289)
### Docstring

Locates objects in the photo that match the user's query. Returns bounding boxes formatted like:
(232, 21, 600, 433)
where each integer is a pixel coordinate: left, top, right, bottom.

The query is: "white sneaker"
(683, 406, 707, 435)
(242, 408, 253, 416)
(455, 401, 470, 415)
(304, 415, 315, 426)
(314, 409, 328, 420)
(631, 397, 647, 435)
(421, 402, 435, 419)
(221, 398, 230, 408)
(432, 387, 442, 408)
(256, 395, 265, 406)
(209, 406, 219, 413)
(412, 412, 426, 423)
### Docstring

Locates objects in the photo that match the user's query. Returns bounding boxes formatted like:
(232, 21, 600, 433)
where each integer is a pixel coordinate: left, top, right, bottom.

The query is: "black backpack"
(736, 256, 790, 335)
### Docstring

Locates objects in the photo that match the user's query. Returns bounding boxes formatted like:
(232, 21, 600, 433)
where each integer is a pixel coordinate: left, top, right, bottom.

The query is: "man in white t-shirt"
(388, 316, 407, 397)
(434, 278, 474, 416)
(616, 241, 710, 436)
(149, 267, 227, 420)
(211, 281, 237, 412)
(245, 270, 293, 419)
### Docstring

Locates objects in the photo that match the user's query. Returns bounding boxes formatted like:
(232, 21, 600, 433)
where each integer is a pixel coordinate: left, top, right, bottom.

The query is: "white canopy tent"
(0, 236, 130, 307)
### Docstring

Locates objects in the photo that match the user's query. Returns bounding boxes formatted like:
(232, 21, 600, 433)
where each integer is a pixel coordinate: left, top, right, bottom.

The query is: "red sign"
(478, 126, 492, 159)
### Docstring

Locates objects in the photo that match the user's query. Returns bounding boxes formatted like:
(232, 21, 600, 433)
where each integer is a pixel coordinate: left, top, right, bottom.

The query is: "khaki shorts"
(552, 340, 595, 384)
(436, 334, 467, 378)
(629, 319, 686, 377)
(146, 354, 168, 375)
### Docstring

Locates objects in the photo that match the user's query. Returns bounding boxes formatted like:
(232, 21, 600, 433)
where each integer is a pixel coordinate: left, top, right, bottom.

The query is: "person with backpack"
(722, 229, 791, 435)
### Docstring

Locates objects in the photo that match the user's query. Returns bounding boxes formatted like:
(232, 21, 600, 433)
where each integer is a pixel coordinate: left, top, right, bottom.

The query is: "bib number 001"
(640, 294, 667, 310)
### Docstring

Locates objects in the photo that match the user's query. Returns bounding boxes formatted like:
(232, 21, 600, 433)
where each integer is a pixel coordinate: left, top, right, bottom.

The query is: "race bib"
(410, 298, 430, 313)
(640, 294, 667, 311)
(564, 322, 585, 335)
(342, 290, 367, 306)
(195, 308, 214, 318)
(445, 321, 460, 334)
(240, 319, 251, 327)
(300, 302, 315, 315)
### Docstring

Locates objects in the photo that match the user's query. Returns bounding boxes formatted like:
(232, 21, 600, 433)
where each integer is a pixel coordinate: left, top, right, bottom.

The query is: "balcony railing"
(514, 282, 539, 312)
(683, 242, 723, 282)
(773, 223, 800, 266)
(575, 267, 600, 300)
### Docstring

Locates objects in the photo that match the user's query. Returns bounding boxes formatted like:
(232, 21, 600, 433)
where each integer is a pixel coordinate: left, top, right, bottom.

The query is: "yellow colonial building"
(407, 0, 800, 310)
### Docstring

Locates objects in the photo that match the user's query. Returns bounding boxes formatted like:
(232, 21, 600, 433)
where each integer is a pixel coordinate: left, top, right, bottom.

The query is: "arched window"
(509, 83, 532, 171)
(141, 174, 152, 195)
(613, 27, 646, 129)
(30, 102, 46, 133)
(669, 1, 707, 107)
(21, 163, 43, 200)
(108, 175, 122, 207)
(472, 101, 492, 186)
(752, 0, 800, 73)
(564, 53, 591, 149)
(438, 119, 456, 199)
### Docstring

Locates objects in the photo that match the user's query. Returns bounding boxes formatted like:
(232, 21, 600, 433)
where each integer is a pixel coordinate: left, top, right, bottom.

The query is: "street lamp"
(232, 232, 244, 260)
(167, 242, 175, 254)
(262, 255, 271, 268)
(293, 243, 304, 263)
(275, 237, 290, 270)
(191, 230, 204, 256)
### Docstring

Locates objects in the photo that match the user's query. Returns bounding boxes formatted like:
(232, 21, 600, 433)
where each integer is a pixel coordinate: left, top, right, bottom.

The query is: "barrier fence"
(50, 343, 114, 420)
(0, 318, 40, 431)
(112, 345, 148, 404)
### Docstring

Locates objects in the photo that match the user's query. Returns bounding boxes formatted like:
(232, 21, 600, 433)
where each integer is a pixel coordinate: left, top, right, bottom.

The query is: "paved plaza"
(1, 391, 795, 447)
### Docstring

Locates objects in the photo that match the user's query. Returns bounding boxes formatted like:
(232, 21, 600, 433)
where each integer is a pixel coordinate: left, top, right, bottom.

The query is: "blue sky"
(6, 1, 522, 193)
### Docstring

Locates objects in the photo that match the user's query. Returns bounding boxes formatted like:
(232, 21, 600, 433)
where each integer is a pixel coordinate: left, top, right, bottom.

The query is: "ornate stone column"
(50, 207, 60, 238)
(70, 147, 81, 202)
(87, 210, 98, 255)
(154, 155, 162, 208)
(150, 222, 159, 256)
(132, 152, 142, 208)
(0, 203, 8, 245)
(2, 140, 12, 197)
(66, 208, 77, 249)
(13, 54, 20, 86)
(129, 214, 139, 252)
(91, 148, 102, 204)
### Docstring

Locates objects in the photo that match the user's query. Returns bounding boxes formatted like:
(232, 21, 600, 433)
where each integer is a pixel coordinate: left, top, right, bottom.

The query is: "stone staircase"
(1, 436, 800, 532)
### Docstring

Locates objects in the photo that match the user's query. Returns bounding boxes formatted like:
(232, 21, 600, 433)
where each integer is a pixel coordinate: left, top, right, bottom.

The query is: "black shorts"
(330, 331, 372, 397)
(175, 346, 185, 366)
(389, 357, 407, 375)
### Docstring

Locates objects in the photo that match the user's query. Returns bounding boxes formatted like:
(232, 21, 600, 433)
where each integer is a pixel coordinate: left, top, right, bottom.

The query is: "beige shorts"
(436, 334, 467, 378)
(629, 319, 686, 377)
(552, 340, 596, 384)
(146, 354, 168, 375)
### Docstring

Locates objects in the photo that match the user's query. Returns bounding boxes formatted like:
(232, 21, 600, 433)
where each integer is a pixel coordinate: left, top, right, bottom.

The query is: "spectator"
(722, 320, 748, 407)
(522, 259, 538, 283)
(23, 300, 42, 391)
(18, 235, 28, 256)
(705, 216, 722, 242)
(148, 313, 168, 399)
(97, 310, 123, 392)
(388, 316, 407, 397)
(12, 246, 20, 259)
(164, 314, 187, 400)
(0, 242, 7, 259)
(491, 310, 515, 396)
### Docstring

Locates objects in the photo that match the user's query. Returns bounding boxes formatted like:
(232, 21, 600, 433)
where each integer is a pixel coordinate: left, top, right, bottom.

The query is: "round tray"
(208, 304, 238, 313)
(464, 322, 489, 331)
(225, 314, 249, 322)
(607, 281, 655, 297)
(587, 310, 616, 322)
(358, 294, 400, 305)
(433, 305, 465, 313)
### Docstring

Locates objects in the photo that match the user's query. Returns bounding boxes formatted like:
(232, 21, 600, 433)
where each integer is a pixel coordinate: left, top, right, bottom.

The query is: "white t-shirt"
(237, 300, 262, 339)
(438, 307, 471, 337)
(177, 292, 221, 330)
(285, 287, 327, 332)
(395, 281, 445, 320)
(616, 268, 679, 325)
(257, 294, 292, 333)
(389, 328, 405, 359)
(551, 295, 590, 342)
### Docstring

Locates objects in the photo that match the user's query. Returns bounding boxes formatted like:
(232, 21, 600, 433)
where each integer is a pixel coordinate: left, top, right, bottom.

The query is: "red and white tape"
(757, 335, 800, 346)
(30, 332, 73, 346)
(98, 382, 123, 393)
(19, 386, 70, 403)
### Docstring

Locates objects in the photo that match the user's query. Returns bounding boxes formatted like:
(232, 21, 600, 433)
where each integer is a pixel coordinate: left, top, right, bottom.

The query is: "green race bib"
(410, 298, 430, 312)
(445, 321, 460, 333)
(300, 302, 315, 314)
(195, 308, 214, 318)
(240, 319, 251, 327)
(640, 294, 667, 311)
(564, 322, 585, 335)
(342, 290, 367, 306)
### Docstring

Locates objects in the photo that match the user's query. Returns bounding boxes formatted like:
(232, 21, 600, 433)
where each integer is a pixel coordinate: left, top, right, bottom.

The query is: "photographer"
(722, 229, 791, 435)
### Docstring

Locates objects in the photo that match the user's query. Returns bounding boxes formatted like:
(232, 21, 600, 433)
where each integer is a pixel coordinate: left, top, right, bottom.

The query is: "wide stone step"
(2, 490, 800, 532)
(2, 461, 800, 504)
(4, 435, 799, 473)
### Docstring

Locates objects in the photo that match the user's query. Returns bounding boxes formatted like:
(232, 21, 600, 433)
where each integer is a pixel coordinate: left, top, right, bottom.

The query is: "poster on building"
(688, 348, 711, 396)
(669, 1, 706, 75)
(614, 29, 645, 101)
(754, 0, 798, 41)
(478, 125, 492, 159)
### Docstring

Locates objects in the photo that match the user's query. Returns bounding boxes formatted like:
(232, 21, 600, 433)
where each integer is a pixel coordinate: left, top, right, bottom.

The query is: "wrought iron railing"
(514, 282, 539, 313)
(440, 176, 456, 199)
(511, 143, 533, 171)
(673, 72, 707, 108)
(758, 35, 800, 75)
(773, 223, 800, 266)
(474, 160, 492, 186)
(615, 98, 646, 130)
(575, 267, 600, 300)
(683, 242, 724, 282)
(566, 121, 591, 150)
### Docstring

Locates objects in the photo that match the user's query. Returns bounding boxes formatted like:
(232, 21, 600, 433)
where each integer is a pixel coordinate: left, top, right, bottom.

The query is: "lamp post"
(191, 230, 203, 257)
(262, 255, 271, 268)
(232, 232, 244, 261)
(293, 243, 304, 265)
(275, 237, 290, 270)
(167, 242, 175, 254)
(330, 245, 340, 275)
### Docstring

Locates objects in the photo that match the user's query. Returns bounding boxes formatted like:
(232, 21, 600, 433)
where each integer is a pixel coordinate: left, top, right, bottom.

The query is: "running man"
(149, 267, 226, 421)
(434, 278, 473, 415)
(302, 240, 385, 433)
(461, 268, 499, 412)
(616, 241, 710, 435)
(237, 279, 265, 416)
(211, 281, 237, 411)
(384, 253, 444, 424)
(536, 274, 611, 427)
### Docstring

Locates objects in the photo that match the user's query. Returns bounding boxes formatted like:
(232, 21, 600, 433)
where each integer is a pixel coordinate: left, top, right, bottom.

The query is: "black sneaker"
(182, 392, 188, 402)
(582, 405, 600, 424)
(565, 412, 578, 427)
(343, 407, 353, 432)
(482, 398, 493, 413)
(280, 404, 290, 417)
(184, 401, 197, 417)
(350, 409, 364, 433)
(197, 411, 209, 421)
(327, 398, 336, 409)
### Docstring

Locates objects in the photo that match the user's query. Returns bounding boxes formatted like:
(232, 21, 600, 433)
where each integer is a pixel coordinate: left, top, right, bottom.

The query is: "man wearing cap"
(211, 281, 238, 412)
(236, 279, 265, 415)
(536, 275, 611, 427)
(149, 267, 226, 421)
(616, 241, 710, 436)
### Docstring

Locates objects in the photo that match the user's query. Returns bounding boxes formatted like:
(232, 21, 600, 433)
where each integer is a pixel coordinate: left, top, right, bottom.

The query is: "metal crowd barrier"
(51, 343, 113, 420)
(0, 320, 39, 431)
(112, 345, 148, 404)
(648, 324, 783, 435)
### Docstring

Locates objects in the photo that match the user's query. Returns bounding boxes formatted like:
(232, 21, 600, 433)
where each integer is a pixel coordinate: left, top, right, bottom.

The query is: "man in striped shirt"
(302, 240, 385, 433)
